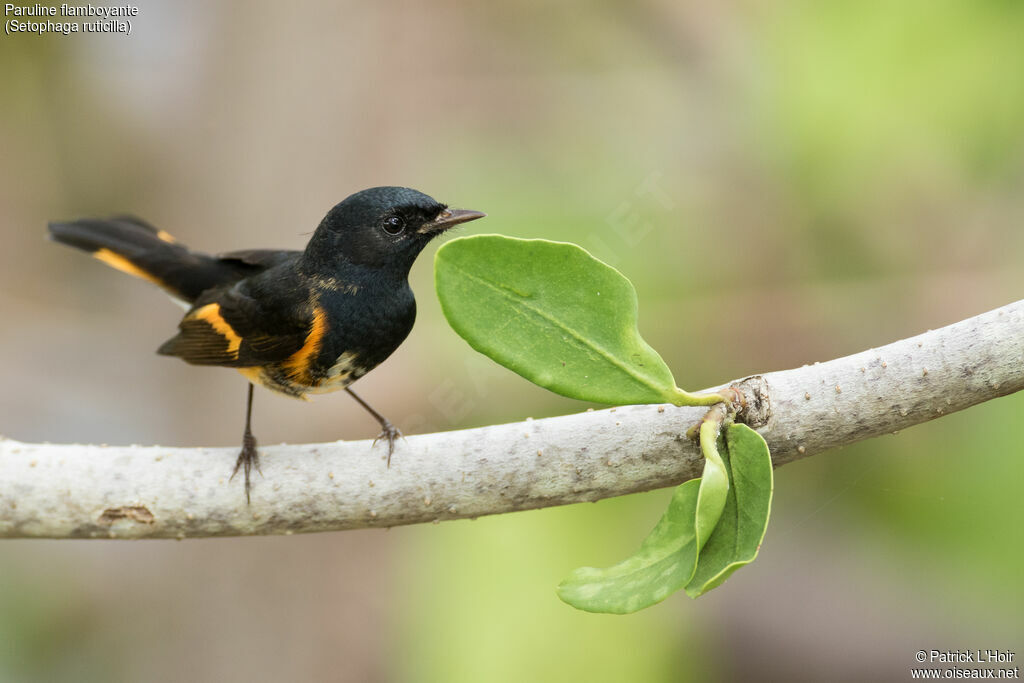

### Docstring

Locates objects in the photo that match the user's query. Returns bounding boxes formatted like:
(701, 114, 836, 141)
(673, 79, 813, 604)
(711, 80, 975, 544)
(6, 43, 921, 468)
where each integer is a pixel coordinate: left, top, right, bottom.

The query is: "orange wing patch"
(191, 303, 243, 358)
(283, 305, 328, 385)
(156, 229, 178, 244)
(93, 248, 164, 287)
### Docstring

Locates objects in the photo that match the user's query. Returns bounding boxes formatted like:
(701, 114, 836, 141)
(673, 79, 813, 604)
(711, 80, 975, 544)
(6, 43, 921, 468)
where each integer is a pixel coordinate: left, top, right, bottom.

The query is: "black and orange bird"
(49, 186, 485, 501)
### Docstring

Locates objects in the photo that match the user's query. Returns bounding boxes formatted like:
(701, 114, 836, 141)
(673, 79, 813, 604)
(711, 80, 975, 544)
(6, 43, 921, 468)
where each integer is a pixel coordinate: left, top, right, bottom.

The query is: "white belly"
(304, 350, 361, 395)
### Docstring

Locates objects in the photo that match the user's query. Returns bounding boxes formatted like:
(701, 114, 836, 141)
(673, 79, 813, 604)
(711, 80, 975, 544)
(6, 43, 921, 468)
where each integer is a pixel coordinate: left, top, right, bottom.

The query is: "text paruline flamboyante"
(4, 4, 138, 18)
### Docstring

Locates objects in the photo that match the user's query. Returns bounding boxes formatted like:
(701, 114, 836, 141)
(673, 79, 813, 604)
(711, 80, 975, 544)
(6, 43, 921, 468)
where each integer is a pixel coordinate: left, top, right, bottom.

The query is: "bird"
(48, 186, 486, 502)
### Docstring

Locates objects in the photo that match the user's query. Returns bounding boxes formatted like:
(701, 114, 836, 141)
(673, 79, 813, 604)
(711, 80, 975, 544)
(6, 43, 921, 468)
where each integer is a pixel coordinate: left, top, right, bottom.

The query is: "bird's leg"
(345, 386, 401, 467)
(230, 383, 261, 503)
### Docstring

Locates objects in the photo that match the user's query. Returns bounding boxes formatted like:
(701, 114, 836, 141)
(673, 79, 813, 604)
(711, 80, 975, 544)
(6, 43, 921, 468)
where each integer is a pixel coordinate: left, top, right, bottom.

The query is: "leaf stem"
(698, 403, 728, 450)
(670, 384, 745, 409)
(670, 388, 727, 406)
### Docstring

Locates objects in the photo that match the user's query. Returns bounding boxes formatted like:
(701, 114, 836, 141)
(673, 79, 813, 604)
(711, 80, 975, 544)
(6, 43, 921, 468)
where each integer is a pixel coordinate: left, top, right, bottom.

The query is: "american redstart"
(49, 186, 485, 502)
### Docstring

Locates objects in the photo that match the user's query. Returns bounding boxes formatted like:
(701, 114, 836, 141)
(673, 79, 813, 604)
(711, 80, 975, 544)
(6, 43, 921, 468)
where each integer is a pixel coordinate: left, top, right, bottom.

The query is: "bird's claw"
(373, 420, 403, 468)
(230, 431, 262, 504)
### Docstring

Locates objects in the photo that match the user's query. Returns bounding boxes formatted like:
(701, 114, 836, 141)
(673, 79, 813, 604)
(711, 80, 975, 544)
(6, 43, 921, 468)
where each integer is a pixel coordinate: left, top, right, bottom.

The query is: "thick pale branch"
(2, 300, 1022, 539)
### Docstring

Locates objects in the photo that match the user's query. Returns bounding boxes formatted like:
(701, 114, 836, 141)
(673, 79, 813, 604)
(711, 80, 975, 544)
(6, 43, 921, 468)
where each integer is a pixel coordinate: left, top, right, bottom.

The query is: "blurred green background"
(1, 1, 1023, 681)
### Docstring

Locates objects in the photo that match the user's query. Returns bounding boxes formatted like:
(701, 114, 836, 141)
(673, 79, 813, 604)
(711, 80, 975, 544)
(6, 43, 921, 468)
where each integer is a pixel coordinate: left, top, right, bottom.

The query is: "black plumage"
(49, 186, 485, 501)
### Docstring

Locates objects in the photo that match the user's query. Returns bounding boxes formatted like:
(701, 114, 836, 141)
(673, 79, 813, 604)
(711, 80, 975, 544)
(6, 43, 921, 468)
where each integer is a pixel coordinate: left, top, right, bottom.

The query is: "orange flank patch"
(283, 305, 328, 385)
(156, 230, 177, 244)
(92, 248, 163, 287)
(192, 303, 243, 358)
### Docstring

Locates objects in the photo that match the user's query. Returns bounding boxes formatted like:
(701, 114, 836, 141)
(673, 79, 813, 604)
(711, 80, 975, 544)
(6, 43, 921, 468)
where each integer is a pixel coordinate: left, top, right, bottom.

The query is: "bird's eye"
(382, 216, 405, 235)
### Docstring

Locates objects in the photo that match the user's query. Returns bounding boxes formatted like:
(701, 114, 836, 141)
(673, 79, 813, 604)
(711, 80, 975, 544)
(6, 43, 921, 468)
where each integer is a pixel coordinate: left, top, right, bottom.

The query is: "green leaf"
(685, 424, 774, 598)
(556, 425, 731, 614)
(556, 479, 703, 614)
(435, 235, 715, 406)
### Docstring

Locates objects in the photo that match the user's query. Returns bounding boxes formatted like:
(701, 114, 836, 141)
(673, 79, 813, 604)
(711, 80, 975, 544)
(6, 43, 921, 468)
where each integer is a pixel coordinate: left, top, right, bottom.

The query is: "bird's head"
(305, 186, 485, 273)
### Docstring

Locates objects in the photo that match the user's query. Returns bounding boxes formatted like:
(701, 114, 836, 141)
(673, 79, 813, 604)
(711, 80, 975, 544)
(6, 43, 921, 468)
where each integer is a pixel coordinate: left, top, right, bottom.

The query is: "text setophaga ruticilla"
(49, 186, 485, 502)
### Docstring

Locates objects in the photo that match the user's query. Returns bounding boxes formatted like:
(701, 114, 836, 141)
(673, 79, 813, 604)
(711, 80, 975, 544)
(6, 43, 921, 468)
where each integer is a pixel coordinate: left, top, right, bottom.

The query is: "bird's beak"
(420, 208, 487, 234)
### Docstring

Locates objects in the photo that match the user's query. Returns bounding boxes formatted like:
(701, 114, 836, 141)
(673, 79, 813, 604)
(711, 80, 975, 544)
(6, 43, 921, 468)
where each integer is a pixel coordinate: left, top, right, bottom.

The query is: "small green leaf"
(435, 235, 697, 406)
(685, 424, 774, 598)
(556, 426, 731, 614)
(557, 479, 703, 614)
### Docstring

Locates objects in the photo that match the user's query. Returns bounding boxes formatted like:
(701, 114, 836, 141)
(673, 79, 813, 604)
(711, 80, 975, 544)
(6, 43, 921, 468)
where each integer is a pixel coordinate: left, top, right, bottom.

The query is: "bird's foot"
(372, 420, 402, 468)
(230, 431, 262, 504)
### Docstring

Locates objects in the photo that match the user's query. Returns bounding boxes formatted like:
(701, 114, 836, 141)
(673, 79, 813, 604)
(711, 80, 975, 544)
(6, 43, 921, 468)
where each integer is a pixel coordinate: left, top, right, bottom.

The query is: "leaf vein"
(450, 263, 665, 395)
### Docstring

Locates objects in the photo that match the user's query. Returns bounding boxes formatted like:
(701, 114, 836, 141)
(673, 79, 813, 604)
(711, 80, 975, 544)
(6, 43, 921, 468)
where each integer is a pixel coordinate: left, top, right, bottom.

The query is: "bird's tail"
(48, 216, 239, 304)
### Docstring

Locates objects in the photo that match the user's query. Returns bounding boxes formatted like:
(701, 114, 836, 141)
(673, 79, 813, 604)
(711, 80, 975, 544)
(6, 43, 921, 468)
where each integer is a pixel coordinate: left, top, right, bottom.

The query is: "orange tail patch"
(92, 248, 165, 287)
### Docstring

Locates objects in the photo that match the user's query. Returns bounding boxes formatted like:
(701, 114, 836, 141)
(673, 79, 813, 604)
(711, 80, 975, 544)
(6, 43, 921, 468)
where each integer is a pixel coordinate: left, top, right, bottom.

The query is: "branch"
(3, 300, 1023, 539)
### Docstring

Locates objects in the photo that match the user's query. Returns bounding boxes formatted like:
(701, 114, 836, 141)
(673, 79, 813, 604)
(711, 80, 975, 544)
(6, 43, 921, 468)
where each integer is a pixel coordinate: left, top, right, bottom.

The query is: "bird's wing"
(216, 249, 302, 269)
(157, 285, 312, 367)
